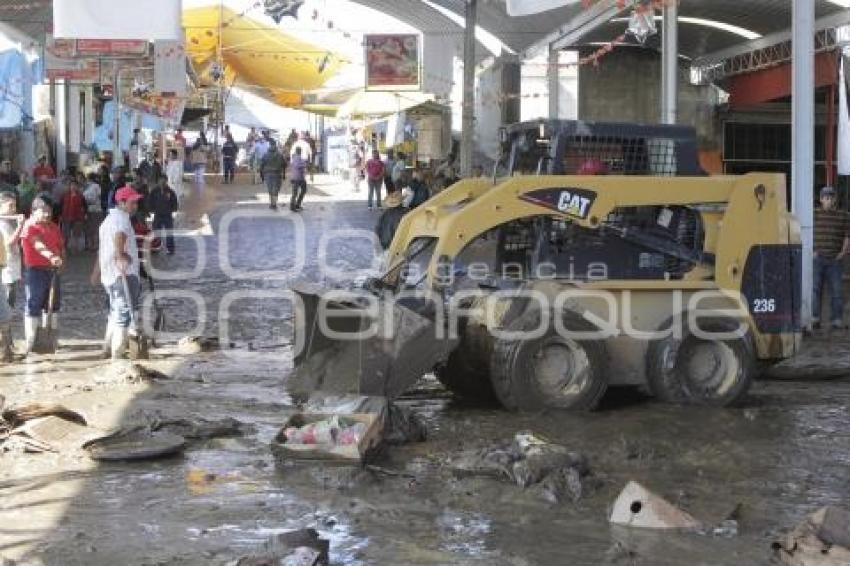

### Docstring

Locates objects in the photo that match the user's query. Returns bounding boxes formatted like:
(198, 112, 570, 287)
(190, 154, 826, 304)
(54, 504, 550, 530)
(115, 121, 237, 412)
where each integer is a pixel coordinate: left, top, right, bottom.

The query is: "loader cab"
(503, 120, 704, 177)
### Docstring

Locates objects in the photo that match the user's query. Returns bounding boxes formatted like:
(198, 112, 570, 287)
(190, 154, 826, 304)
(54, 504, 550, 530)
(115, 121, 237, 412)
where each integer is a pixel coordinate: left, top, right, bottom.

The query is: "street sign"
(76, 39, 148, 57)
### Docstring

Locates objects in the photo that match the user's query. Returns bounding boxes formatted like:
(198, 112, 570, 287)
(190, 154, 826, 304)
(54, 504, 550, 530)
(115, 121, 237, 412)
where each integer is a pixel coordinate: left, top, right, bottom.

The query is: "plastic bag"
(337, 422, 367, 446)
(284, 416, 341, 445)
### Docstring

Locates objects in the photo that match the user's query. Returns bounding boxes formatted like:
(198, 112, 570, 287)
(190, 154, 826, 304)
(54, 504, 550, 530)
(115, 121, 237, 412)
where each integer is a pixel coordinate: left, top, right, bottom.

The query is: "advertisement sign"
(46, 59, 100, 82)
(76, 39, 148, 57)
(365, 34, 420, 91)
(45, 36, 99, 82)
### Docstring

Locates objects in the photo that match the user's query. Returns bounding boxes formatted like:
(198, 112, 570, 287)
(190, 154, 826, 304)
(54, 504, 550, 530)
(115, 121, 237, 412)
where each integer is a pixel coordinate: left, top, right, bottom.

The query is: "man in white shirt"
(290, 134, 313, 163)
(90, 185, 143, 360)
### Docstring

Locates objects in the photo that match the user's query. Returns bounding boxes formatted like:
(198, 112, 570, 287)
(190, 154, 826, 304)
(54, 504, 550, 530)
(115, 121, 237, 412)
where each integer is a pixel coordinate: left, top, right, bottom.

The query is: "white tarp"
(54, 0, 182, 40)
(506, 0, 582, 17)
(838, 49, 850, 176)
(226, 87, 312, 132)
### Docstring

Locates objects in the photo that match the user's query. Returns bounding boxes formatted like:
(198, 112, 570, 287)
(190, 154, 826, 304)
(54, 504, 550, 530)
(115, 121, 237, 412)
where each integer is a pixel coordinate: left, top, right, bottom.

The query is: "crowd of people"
(237, 128, 320, 211)
(346, 142, 482, 251)
(0, 151, 181, 363)
(0, 124, 476, 363)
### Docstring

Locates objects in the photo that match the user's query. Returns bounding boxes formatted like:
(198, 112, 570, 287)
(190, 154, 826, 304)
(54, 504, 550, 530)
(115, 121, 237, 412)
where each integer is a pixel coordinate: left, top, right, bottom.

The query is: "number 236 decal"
(752, 298, 777, 314)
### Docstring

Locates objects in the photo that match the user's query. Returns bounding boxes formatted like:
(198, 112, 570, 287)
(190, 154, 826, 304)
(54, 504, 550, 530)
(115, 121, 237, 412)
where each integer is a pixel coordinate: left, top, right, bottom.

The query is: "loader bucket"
(288, 283, 458, 399)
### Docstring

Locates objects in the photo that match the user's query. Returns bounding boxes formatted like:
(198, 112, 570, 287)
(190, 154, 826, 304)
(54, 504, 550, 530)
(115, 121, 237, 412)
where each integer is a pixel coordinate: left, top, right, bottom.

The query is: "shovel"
(31, 272, 58, 355)
(121, 274, 150, 360)
(145, 273, 165, 348)
(147, 273, 166, 334)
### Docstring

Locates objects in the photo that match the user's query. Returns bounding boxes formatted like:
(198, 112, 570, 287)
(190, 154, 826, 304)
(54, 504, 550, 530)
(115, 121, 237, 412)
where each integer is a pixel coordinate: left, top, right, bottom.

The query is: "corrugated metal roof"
(0, 1, 847, 62)
(579, 0, 849, 59)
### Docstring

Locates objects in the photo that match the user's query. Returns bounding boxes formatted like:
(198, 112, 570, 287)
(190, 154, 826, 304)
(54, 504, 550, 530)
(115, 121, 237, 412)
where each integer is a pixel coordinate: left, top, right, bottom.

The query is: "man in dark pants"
(812, 185, 850, 331)
(222, 133, 238, 184)
(148, 178, 179, 255)
(260, 140, 286, 210)
(289, 147, 308, 212)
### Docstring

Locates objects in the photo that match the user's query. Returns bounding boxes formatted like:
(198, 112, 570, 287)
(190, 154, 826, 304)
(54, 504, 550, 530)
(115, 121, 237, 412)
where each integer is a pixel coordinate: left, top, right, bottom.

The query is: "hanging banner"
(123, 93, 186, 124)
(76, 39, 148, 57)
(506, 0, 582, 17)
(154, 39, 186, 96)
(54, 0, 181, 40)
(365, 34, 420, 91)
(838, 48, 850, 176)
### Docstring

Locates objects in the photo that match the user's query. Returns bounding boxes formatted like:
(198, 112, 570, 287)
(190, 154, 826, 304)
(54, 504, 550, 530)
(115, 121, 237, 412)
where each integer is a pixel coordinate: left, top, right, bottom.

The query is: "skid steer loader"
(289, 120, 802, 410)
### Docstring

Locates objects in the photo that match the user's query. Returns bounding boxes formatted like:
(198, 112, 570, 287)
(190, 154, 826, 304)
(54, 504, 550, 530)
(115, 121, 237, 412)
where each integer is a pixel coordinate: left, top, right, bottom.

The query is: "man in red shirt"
(32, 155, 55, 183)
(365, 149, 385, 210)
(21, 197, 64, 355)
(61, 180, 87, 255)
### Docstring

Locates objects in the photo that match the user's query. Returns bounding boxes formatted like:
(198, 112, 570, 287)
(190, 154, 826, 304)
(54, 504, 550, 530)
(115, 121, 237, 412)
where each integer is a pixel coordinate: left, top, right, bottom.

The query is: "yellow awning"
(183, 6, 345, 108)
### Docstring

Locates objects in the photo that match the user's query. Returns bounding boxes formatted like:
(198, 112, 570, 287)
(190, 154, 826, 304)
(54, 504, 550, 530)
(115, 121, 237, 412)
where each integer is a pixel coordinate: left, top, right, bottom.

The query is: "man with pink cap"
(90, 185, 144, 360)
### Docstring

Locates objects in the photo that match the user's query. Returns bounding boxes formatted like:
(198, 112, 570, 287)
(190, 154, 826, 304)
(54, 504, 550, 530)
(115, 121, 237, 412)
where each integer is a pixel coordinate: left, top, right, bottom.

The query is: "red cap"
(115, 185, 143, 202)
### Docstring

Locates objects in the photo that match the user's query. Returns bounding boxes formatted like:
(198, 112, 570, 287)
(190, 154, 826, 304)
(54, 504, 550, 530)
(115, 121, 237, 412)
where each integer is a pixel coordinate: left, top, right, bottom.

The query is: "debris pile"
(150, 415, 254, 441)
(272, 412, 383, 464)
(94, 363, 172, 386)
(450, 433, 598, 503)
(283, 415, 368, 446)
(775, 506, 850, 565)
(178, 335, 221, 355)
(0, 400, 89, 454)
(235, 528, 329, 566)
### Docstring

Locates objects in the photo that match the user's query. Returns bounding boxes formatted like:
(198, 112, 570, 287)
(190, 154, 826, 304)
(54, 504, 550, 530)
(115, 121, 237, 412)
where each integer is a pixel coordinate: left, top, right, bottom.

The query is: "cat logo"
(519, 187, 597, 220)
(557, 191, 593, 218)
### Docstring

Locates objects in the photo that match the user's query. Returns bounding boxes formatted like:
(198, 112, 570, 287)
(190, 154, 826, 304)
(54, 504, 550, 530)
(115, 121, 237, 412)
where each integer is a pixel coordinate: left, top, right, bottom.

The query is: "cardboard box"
(271, 412, 384, 464)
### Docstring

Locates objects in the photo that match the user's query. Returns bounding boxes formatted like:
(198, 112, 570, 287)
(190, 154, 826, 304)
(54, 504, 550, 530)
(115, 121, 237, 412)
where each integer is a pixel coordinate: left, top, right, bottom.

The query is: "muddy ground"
(1, 175, 849, 565)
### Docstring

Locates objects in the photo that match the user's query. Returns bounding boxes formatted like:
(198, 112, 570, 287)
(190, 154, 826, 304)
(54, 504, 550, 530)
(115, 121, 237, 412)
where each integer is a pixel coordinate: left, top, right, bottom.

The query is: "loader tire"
(646, 316, 755, 407)
(490, 307, 608, 411)
(435, 323, 497, 403)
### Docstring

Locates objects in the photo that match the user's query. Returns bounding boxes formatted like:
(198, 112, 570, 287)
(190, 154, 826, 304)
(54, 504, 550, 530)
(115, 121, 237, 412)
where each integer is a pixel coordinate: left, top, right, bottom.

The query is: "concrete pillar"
(548, 46, 559, 119)
(54, 80, 67, 172)
(661, 2, 678, 124)
(459, 0, 477, 178)
(793, 0, 815, 325)
(83, 85, 95, 146)
(68, 84, 81, 155)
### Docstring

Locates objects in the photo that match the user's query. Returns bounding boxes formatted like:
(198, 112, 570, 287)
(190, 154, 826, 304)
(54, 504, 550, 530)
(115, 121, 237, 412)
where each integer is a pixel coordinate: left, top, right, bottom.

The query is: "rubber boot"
(24, 316, 39, 355)
(0, 322, 13, 363)
(111, 326, 129, 361)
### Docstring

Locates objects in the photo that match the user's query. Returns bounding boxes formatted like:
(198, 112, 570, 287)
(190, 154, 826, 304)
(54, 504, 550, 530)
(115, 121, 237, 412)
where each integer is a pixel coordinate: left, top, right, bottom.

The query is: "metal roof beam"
(692, 9, 850, 69)
(522, 0, 638, 58)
